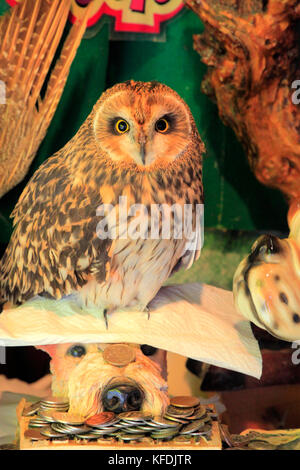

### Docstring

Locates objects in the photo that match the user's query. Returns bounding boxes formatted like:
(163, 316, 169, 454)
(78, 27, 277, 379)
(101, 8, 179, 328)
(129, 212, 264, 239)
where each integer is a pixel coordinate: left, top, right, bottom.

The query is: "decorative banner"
(6, 0, 184, 34)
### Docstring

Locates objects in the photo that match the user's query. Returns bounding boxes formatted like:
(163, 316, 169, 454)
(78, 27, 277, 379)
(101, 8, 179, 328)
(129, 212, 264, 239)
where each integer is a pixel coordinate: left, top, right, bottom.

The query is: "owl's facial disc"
(94, 90, 192, 167)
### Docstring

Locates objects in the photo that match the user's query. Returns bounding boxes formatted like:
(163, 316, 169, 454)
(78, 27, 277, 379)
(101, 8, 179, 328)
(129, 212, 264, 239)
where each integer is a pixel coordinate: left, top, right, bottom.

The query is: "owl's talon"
(103, 309, 109, 330)
(146, 307, 150, 320)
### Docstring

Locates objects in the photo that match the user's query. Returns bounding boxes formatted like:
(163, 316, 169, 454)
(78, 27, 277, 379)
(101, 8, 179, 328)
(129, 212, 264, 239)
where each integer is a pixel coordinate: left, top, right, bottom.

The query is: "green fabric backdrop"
(0, 1, 288, 247)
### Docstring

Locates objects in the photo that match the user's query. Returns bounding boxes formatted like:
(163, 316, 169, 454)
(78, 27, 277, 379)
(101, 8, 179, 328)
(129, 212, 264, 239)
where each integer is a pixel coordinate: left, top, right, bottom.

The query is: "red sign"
(6, 0, 184, 34)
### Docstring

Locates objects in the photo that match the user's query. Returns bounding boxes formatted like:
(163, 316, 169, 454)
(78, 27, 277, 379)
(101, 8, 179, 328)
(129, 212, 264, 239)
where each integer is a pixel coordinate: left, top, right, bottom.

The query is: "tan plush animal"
(37, 342, 169, 418)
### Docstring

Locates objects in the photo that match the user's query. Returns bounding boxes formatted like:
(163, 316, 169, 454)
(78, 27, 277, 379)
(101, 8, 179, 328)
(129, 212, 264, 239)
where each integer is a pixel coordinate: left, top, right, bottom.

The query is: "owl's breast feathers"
(0, 116, 204, 306)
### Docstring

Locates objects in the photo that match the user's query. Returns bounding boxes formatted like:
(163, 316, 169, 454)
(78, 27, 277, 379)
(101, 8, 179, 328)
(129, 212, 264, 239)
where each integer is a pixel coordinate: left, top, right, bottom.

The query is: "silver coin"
(89, 427, 117, 434)
(28, 418, 49, 428)
(22, 401, 41, 417)
(37, 410, 57, 422)
(42, 396, 69, 405)
(150, 428, 179, 438)
(40, 426, 68, 438)
(179, 419, 207, 434)
(117, 433, 145, 441)
(163, 414, 188, 424)
(121, 427, 146, 434)
(135, 425, 155, 432)
(150, 416, 180, 428)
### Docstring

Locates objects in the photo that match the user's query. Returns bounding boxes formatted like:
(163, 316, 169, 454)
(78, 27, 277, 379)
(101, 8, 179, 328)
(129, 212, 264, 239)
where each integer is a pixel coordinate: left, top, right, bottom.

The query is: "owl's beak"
(138, 131, 147, 165)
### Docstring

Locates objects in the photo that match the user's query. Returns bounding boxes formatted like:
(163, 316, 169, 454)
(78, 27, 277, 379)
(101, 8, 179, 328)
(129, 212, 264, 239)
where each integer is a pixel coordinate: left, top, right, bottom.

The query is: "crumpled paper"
(0, 283, 262, 379)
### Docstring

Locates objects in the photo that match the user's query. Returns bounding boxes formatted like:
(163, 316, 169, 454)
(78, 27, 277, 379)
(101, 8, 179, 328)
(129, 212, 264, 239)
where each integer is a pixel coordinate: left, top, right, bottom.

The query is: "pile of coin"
(23, 395, 215, 444)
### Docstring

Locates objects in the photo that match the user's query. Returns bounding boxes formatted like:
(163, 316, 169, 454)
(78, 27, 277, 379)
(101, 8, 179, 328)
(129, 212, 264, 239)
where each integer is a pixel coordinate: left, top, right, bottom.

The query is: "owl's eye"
(115, 119, 130, 134)
(67, 344, 86, 358)
(155, 118, 169, 133)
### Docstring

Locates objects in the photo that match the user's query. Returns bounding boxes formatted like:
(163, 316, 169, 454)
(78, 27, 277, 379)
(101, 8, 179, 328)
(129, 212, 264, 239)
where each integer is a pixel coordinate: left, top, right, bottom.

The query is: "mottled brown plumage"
(0, 81, 204, 315)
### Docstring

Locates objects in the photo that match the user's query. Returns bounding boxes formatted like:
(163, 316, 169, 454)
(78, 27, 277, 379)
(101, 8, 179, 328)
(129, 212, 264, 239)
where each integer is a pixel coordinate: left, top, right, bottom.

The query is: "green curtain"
(0, 1, 288, 248)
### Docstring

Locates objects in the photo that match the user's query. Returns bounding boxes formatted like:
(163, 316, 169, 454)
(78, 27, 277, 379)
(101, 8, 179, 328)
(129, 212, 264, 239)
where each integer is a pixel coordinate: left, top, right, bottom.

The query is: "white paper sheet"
(0, 283, 262, 378)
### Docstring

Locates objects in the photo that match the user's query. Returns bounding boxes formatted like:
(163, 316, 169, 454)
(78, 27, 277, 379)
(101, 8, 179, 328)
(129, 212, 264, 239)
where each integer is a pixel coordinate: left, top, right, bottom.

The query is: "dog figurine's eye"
(67, 344, 86, 358)
(141, 344, 157, 356)
(115, 119, 129, 134)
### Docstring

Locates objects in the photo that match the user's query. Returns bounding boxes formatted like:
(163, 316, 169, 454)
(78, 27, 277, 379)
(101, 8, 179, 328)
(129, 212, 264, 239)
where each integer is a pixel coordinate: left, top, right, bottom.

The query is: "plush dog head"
(233, 201, 300, 342)
(37, 342, 169, 418)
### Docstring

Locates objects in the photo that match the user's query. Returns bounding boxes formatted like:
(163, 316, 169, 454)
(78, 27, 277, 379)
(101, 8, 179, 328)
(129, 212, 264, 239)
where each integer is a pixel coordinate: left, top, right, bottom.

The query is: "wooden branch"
(186, 0, 300, 202)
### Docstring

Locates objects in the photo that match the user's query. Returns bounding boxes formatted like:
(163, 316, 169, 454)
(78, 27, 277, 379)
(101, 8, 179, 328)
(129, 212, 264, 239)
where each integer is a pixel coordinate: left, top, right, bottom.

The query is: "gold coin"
(170, 396, 200, 408)
(52, 412, 84, 425)
(85, 412, 115, 427)
(103, 344, 136, 367)
(166, 405, 194, 417)
(119, 411, 151, 421)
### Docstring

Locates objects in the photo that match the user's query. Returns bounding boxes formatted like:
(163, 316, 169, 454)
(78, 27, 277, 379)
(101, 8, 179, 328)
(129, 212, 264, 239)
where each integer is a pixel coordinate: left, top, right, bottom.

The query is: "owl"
(0, 81, 204, 326)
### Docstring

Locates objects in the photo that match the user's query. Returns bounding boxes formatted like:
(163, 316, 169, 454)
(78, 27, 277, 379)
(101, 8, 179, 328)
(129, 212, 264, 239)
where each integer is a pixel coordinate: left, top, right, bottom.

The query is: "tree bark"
(186, 0, 300, 202)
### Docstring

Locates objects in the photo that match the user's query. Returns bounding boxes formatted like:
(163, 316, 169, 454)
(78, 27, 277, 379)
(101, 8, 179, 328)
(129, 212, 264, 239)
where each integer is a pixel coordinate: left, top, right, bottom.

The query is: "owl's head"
(92, 81, 198, 169)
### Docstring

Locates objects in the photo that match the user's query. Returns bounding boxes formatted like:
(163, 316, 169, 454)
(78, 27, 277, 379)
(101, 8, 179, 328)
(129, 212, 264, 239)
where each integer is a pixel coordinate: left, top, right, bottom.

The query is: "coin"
(166, 405, 194, 417)
(149, 416, 180, 428)
(185, 406, 207, 420)
(52, 412, 84, 426)
(51, 422, 90, 435)
(22, 401, 41, 417)
(163, 414, 187, 424)
(42, 395, 69, 405)
(24, 429, 46, 441)
(151, 429, 178, 439)
(179, 419, 206, 434)
(40, 426, 67, 438)
(170, 396, 200, 408)
(76, 433, 98, 440)
(121, 427, 146, 434)
(28, 420, 49, 428)
(117, 433, 144, 441)
(119, 411, 152, 422)
(85, 412, 115, 427)
(89, 426, 117, 434)
(103, 344, 136, 367)
(37, 410, 57, 422)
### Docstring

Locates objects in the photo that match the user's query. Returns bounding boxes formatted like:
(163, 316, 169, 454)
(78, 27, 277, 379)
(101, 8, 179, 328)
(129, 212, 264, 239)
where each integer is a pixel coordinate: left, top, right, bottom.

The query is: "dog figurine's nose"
(102, 382, 144, 413)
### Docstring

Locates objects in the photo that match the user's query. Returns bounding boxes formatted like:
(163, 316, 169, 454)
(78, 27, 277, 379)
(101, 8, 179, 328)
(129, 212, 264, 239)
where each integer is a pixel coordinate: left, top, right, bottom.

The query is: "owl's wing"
(0, 154, 112, 304)
(169, 205, 204, 275)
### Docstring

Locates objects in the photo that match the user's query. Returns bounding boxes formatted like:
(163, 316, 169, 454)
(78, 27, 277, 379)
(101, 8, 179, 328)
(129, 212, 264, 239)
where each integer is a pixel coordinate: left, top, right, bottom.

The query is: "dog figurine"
(37, 342, 169, 418)
(233, 200, 300, 342)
